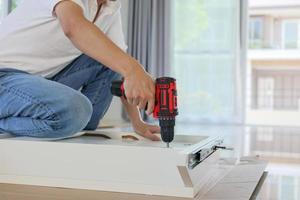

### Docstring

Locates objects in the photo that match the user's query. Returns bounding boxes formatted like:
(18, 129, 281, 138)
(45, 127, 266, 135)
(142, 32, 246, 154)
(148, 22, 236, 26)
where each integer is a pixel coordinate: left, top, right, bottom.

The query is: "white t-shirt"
(0, 0, 127, 77)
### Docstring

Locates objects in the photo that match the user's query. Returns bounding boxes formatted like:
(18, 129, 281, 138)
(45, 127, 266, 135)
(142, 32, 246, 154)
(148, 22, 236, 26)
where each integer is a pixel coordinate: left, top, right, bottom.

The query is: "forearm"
(68, 20, 139, 76)
(121, 98, 142, 124)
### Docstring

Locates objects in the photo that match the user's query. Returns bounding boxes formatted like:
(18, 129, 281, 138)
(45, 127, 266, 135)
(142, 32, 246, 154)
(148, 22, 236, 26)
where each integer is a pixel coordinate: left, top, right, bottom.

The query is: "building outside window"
(247, 0, 300, 126)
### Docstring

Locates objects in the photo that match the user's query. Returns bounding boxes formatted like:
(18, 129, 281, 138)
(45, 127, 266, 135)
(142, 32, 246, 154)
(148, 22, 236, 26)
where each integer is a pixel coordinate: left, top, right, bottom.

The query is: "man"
(0, 0, 160, 140)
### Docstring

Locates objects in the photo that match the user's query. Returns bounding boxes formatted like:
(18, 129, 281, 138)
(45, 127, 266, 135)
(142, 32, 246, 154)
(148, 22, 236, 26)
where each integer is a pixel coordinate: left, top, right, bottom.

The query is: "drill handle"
(111, 80, 151, 111)
(111, 80, 124, 98)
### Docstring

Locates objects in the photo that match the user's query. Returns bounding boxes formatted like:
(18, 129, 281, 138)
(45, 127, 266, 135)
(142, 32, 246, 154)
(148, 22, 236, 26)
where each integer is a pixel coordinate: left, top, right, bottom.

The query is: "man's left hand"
(133, 121, 161, 141)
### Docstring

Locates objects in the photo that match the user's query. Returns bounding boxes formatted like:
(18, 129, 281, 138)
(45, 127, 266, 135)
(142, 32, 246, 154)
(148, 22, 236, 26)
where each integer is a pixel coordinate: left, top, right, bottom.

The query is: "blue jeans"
(0, 55, 120, 139)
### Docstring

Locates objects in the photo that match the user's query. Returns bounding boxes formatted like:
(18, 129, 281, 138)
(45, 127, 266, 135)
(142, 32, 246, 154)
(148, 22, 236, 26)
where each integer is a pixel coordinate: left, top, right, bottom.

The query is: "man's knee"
(46, 92, 93, 138)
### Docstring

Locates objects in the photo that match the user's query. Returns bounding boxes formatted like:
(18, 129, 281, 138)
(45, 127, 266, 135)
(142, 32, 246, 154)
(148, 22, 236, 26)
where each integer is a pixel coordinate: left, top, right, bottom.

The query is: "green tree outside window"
(11, 0, 18, 10)
(8, 0, 19, 12)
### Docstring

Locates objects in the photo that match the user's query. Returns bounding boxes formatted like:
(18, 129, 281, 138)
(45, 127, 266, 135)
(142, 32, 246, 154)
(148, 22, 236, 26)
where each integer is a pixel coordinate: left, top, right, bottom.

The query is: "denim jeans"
(0, 55, 120, 139)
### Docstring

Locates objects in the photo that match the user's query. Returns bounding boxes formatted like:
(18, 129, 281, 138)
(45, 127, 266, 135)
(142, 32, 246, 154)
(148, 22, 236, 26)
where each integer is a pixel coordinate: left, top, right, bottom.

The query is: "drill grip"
(110, 80, 149, 109)
(110, 80, 124, 97)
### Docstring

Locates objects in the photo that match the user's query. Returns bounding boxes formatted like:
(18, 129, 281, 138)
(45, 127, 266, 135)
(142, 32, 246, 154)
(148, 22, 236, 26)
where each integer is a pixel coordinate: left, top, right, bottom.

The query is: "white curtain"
(0, 0, 19, 23)
(0, 0, 8, 22)
(127, 0, 172, 77)
(171, 0, 247, 124)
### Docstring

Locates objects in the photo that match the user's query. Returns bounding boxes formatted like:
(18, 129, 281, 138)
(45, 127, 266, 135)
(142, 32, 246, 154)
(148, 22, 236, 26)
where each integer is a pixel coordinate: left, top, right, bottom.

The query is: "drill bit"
(166, 142, 170, 148)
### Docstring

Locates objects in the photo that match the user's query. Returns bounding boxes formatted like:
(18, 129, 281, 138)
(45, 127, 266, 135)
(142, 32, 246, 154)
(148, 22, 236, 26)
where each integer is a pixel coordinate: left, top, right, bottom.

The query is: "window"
(282, 21, 299, 49)
(172, 0, 243, 123)
(249, 17, 264, 49)
(252, 70, 300, 111)
(257, 77, 274, 110)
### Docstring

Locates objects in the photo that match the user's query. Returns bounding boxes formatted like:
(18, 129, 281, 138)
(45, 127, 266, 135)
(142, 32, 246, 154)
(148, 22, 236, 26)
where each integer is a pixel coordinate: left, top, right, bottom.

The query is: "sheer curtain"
(171, 0, 247, 124)
(0, 0, 19, 23)
(127, 0, 172, 77)
(0, 0, 8, 22)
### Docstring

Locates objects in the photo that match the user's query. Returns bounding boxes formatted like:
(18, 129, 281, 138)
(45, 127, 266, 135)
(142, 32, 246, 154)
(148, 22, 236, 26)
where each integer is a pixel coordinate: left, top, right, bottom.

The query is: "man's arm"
(54, 1, 155, 114)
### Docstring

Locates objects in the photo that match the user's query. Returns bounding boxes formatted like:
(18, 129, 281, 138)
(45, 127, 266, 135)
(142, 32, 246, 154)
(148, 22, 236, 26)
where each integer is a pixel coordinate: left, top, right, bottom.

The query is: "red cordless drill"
(111, 77, 178, 147)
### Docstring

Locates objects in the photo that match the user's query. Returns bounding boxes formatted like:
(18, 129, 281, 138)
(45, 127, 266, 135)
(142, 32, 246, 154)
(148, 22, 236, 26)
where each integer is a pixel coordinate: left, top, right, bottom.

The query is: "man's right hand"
(123, 65, 155, 115)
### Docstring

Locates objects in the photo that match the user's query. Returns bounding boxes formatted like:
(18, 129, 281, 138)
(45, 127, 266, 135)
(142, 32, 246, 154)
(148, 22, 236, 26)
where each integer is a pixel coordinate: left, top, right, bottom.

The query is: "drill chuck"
(159, 118, 175, 143)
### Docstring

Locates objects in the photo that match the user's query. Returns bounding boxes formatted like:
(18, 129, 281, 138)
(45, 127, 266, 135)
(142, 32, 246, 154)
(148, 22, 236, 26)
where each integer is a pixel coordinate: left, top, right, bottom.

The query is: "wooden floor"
(0, 183, 187, 200)
(1, 125, 300, 200)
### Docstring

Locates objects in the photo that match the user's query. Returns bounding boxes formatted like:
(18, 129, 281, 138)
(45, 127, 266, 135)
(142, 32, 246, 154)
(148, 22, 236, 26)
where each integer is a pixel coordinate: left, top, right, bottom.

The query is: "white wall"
(247, 110, 300, 126)
(249, 0, 300, 7)
(101, 0, 129, 124)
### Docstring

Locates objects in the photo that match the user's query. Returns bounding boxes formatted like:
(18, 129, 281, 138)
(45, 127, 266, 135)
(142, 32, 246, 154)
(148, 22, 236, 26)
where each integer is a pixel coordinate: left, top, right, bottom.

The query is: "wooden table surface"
(0, 158, 266, 200)
(2, 124, 299, 200)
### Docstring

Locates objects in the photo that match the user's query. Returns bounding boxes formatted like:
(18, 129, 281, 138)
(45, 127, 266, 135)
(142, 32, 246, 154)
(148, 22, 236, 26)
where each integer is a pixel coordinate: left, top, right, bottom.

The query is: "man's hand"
(133, 121, 161, 141)
(121, 98, 160, 141)
(123, 66, 155, 115)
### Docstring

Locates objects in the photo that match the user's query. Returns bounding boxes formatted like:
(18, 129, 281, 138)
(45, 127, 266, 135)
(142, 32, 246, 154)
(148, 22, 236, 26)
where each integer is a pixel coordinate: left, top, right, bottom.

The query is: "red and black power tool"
(111, 77, 178, 147)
